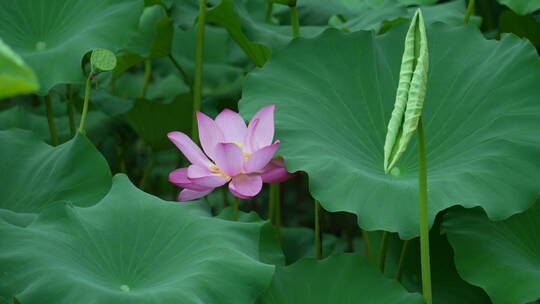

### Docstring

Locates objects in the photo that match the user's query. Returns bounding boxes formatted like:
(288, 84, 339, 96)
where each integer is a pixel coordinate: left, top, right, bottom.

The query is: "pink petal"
(168, 131, 212, 167)
(260, 162, 296, 184)
(196, 111, 224, 161)
(245, 104, 275, 152)
(214, 143, 244, 177)
(244, 140, 280, 173)
(178, 188, 214, 201)
(229, 174, 263, 198)
(169, 168, 214, 191)
(187, 165, 228, 188)
(215, 109, 247, 143)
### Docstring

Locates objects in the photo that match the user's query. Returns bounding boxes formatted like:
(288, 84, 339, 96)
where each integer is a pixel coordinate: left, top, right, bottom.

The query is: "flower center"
(210, 164, 230, 179)
(233, 141, 251, 159)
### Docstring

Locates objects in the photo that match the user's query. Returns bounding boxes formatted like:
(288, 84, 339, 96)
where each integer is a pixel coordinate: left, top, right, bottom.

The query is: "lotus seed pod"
(90, 48, 117, 71)
(383, 9, 429, 174)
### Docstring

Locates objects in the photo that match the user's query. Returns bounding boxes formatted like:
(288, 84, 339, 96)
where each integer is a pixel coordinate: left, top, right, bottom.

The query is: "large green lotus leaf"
(239, 23, 540, 239)
(0, 0, 143, 95)
(257, 253, 423, 304)
(0, 38, 38, 98)
(496, 0, 540, 15)
(124, 93, 193, 150)
(0, 174, 275, 304)
(443, 201, 540, 304)
(0, 129, 111, 219)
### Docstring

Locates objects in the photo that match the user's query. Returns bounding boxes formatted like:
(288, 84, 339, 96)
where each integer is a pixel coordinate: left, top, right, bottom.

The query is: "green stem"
(66, 85, 76, 137)
(265, 2, 274, 23)
(232, 196, 240, 221)
(192, 0, 208, 141)
(418, 118, 432, 304)
(169, 54, 193, 89)
(290, 4, 300, 38)
(378, 231, 390, 272)
(361, 229, 373, 263)
(110, 73, 117, 95)
(78, 75, 92, 134)
(44, 95, 59, 146)
(140, 59, 152, 99)
(139, 150, 155, 191)
(314, 199, 322, 259)
(464, 0, 475, 25)
(396, 239, 411, 282)
(268, 184, 277, 223)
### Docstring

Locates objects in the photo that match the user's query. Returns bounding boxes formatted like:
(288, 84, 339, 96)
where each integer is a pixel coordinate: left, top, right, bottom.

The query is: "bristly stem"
(66, 85, 76, 137)
(314, 199, 322, 259)
(169, 54, 193, 89)
(265, 2, 274, 23)
(464, 0, 475, 25)
(78, 74, 93, 134)
(361, 229, 373, 263)
(290, 4, 300, 38)
(418, 117, 432, 304)
(396, 239, 411, 282)
(44, 95, 59, 145)
(378, 231, 390, 272)
(192, 0, 208, 141)
(140, 59, 152, 98)
(232, 196, 240, 221)
(139, 149, 155, 191)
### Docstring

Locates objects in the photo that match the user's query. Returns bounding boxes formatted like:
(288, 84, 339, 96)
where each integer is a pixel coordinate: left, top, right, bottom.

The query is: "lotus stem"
(378, 231, 390, 272)
(290, 4, 300, 38)
(140, 59, 152, 98)
(265, 2, 273, 23)
(78, 74, 92, 134)
(44, 95, 59, 146)
(314, 199, 322, 259)
(66, 85, 76, 137)
(396, 239, 411, 282)
(139, 149, 155, 191)
(418, 117, 432, 304)
(464, 0, 475, 25)
(192, 0, 207, 141)
(232, 196, 240, 221)
(361, 229, 373, 263)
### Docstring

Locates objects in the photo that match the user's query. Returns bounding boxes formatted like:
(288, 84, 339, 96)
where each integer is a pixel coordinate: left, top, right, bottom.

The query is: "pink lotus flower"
(168, 104, 293, 201)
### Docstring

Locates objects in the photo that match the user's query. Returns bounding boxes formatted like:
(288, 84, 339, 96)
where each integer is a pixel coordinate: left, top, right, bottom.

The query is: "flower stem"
(265, 2, 274, 23)
(290, 4, 300, 38)
(66, 85, 76, 137)
(378, 231, 390, 272)
(464, 0, 475, 25)
(169, 54, 193, 89)
(314, 199, 322, 259)
(418, 117, 432, 304)
(361, 229, 373, 263)
(395, 239, 411, 282)
(44, 95, 59, 146)
(78, 74, 92, 134)
(232, 196, 240, 221)
(192, 0, 208, 141)
(140, 59, 152, 99)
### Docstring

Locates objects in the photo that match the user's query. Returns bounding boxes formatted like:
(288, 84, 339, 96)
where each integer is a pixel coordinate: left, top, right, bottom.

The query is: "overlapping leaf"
(0, 38, 38, 98)
(496, 0, 540, 15)
(257, 253, 423, 303)
(444, 201, 540, 304)
(0, 175, 275, 304)
(240, 23, 540, 238)
(0, 129, 111, 225)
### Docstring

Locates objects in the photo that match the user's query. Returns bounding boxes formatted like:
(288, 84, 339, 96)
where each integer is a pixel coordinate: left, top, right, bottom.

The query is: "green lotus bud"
(90, 48, 117, 71)
(383, 9, 429, 174)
